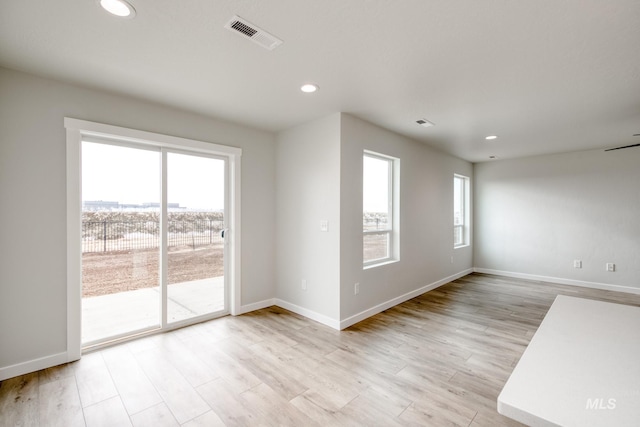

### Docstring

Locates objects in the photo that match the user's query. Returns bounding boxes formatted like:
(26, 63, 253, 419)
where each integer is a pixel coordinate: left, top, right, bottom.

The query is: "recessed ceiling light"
(300, 83, 319, 93)
(98, 0, 136, 18)
(485, 135, 498, 140)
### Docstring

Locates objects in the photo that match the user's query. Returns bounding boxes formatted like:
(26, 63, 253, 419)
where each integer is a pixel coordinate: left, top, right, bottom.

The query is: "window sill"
(363, 258, 399, 270)
(454, 244, 470, 250)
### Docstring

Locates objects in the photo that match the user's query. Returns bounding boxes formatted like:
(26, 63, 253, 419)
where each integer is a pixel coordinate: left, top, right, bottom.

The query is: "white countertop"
(498, 295, 640, 426)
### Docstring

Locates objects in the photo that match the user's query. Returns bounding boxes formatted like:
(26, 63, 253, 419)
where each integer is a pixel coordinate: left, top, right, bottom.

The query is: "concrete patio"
(82, 276, 225, 345)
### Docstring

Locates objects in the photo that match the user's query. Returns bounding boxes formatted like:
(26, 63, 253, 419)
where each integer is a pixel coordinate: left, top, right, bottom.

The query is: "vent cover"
(416, 119, 435, 128)
(224, 16, 283, 50)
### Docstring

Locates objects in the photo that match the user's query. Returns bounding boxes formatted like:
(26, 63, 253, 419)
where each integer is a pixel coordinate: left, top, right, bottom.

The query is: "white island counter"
(498, 295, 640, 426)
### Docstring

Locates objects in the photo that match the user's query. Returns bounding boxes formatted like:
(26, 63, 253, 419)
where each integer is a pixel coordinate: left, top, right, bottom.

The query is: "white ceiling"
(1, 0, 639, 162)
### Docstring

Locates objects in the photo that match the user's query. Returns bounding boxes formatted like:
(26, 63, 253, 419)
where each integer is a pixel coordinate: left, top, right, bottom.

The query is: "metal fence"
(82, 220, 224, 253)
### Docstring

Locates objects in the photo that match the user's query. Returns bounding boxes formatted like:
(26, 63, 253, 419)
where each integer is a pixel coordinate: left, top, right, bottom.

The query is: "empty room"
(1, 1, 639, 426)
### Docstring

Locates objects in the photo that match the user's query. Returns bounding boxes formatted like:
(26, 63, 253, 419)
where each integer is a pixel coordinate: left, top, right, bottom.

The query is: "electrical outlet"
(606, 263, 615, 272)
(354, 283, 360, 295)
(573, 260, 582, 269)
(301, 279, 307, 290)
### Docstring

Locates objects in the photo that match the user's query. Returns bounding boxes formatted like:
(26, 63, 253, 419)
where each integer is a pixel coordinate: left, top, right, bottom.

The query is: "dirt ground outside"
(82, 244, 224, 297)
(83, 237, 385, 298)
(364, 234, 389, 263)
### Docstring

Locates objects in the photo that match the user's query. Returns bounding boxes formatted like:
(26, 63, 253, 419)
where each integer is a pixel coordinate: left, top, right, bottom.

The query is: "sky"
(363, 155, 390, 213)
(83, 141, 388, 213)
(82, 141, 225, 211)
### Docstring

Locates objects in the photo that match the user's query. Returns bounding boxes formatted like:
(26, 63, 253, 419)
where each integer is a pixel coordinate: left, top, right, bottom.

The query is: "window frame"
(454, 174, 470, 248)
(363, 150, 399, 268)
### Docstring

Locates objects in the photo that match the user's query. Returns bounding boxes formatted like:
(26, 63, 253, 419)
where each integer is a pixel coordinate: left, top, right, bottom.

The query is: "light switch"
(320, 220, 329, 232)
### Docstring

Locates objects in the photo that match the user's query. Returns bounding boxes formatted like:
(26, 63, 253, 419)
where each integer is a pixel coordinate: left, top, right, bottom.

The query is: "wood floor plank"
(129, 402, 179, 427)
(38, 376, 84, 427)
(0, 372, 39, 427)
(73, 352, 118, 408)
(153, 333, 219, 388)
(195, 378, 260, 427)
(101, 345, 163, 416)
(471, 407, 526, 426)
(83, 396, 132, 427)
(398, 397, 476, 427)
(289, 389, 344, 425)
(180, 410, 226, 427)
(350, 384, 412, 419)
(234, 351, 309, 401)
(239, 382, 319, 427)
(132, 349, 210, 424)
(38, 363, 75, 386)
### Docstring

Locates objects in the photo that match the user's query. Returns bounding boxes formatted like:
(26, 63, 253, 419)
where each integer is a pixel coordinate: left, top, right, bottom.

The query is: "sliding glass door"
(81, 142, 228, 348)
(81, 142, 161, 345)
(166, 152, 226, 324)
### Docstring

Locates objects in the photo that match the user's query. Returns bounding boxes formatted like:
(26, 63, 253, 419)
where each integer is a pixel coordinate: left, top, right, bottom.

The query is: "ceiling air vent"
(224, 16, 283, 50)
(416, 119, 435, 128)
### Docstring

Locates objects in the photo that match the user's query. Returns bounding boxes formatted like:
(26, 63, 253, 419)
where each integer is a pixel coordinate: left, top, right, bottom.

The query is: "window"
(363, 151, 398, 266)
(454, 174, 470, 247)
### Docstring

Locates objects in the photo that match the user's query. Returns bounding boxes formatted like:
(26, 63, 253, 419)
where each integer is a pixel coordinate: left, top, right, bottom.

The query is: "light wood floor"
(2, 273, 640, 427)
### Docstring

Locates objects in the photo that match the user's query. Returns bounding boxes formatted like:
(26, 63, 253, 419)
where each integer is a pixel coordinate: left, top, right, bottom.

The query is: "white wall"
(275, 114, 342, 324)
(0, 67, 276, 375)
(340, 114, 474, 324)
(474, 148, 640, 291)
(275, 113, 474, 328)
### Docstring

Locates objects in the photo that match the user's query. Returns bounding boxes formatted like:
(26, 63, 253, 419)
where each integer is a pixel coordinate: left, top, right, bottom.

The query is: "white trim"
(339, 269, 474, 330)
(160, 150, 168, 328)
(66, 128, 82, 362)
(363, 150, 400, 268)
(473, 268, 640, 295)
(363, 258, 400, 270)
(239, 267, 471, 329)
(237, 298, 276, 315)
(274, 299, 341, 330)
(0, 352, 70, 381)
(453, 174, 470, 248)
(229, 155, 242, 315)
(64, 118, 242, 157)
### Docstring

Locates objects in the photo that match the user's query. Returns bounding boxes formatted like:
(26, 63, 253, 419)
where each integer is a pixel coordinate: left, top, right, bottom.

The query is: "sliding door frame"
(65, 118, 242, 359)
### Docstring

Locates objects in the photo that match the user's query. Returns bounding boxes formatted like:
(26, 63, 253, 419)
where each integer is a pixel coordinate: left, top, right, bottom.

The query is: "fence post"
(103, 220, 107, 252)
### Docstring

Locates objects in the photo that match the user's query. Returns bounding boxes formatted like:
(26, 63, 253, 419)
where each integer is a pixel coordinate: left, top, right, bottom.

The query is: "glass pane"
(454, 225, 463, 246)
(454, 176, 463, 226)
(167, 153, 225, 323)
(364, 233, 389, 263)
(363, 155, 390, 231)
(81, 142, 160, 345)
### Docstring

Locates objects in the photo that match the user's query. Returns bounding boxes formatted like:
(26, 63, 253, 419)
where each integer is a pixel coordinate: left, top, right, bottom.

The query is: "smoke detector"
(224, 16, 283, 50)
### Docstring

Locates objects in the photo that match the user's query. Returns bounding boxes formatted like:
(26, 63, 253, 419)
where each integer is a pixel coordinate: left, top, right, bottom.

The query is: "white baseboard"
(237, 298, 276, 315)
(0, 351, 73, 381)
(339, 268, 474, 330)
(274, 299, 341, 330)
(473, 268, 640, 295)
